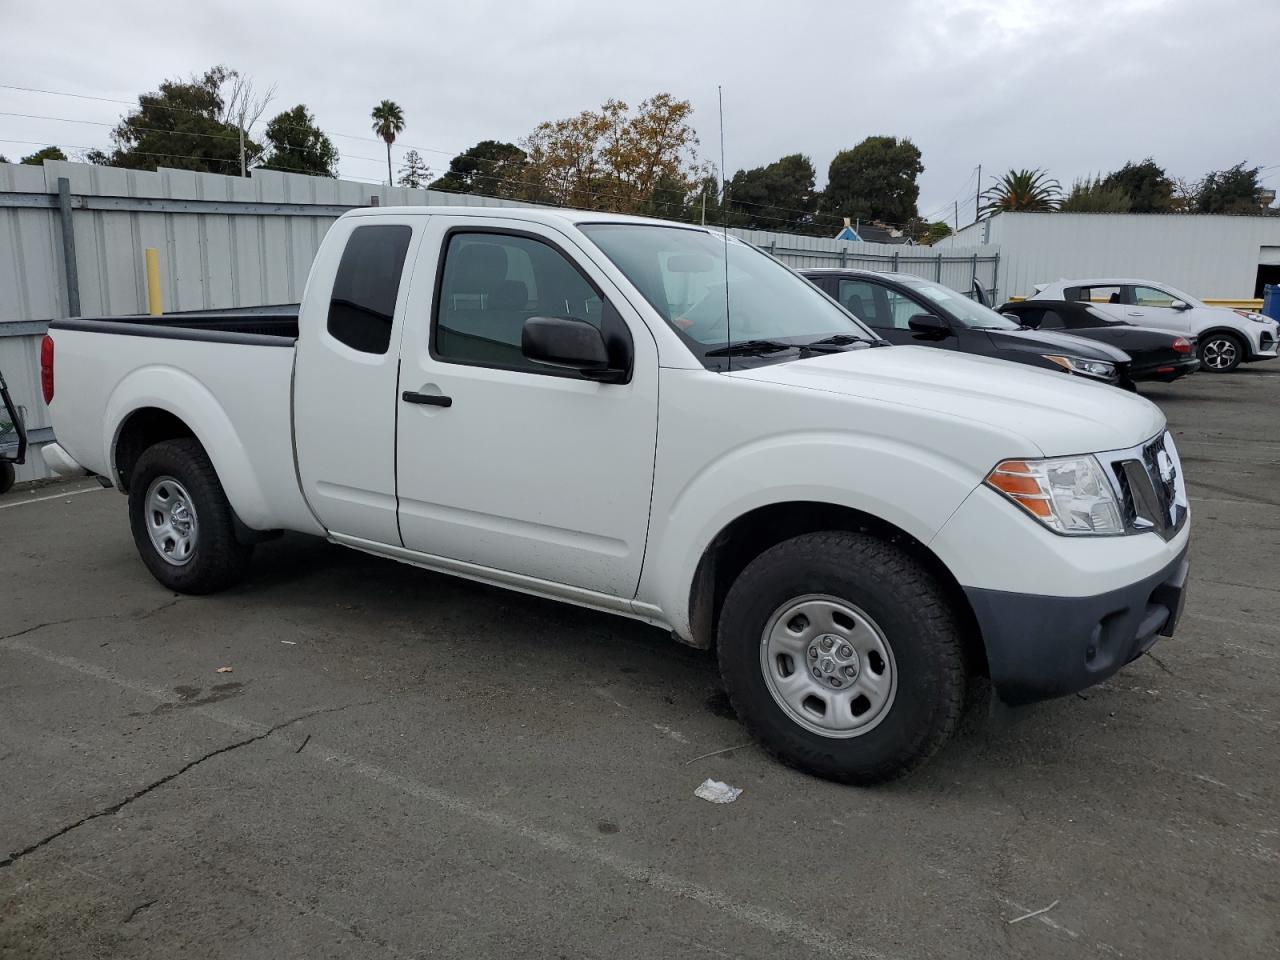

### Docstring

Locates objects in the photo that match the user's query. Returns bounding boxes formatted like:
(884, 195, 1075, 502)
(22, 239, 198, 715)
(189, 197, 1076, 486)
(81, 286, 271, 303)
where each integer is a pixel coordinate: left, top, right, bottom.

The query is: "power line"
(1, 83, 931, 232)
(0, 112, 846, 231)
(1, 85, 943, 233)
(0, 110, 397, 168)
(0, 137, 387, 183)
(0, 82, 462, 159)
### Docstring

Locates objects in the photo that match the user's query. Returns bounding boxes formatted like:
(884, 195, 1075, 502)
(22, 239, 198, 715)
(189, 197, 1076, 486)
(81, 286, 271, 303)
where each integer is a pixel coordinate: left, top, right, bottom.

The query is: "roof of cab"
(343, 205, 717, 230)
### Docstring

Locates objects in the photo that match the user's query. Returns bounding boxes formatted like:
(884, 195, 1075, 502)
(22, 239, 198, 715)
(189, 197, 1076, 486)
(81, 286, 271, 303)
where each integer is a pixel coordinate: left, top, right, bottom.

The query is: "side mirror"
(1170, 299, 1190, 311)
(1008, 311, 1038, 328)
(908, 314, 950, 339)
(522, 316, 628, 383)
(0, 371, 28, 465)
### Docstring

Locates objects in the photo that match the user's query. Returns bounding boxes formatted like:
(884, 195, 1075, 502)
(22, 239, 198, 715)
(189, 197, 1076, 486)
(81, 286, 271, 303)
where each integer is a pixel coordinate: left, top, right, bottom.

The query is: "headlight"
(1233, 310, 1269, 323)
(1042, 355, 1116, 379)
(986, 456, 1124, 535)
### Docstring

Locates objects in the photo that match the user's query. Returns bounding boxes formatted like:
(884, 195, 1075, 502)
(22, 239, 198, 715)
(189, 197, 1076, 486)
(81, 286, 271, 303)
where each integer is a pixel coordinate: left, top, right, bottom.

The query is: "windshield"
(579, 223, 875, 368)
(896, 276, 1021, 330)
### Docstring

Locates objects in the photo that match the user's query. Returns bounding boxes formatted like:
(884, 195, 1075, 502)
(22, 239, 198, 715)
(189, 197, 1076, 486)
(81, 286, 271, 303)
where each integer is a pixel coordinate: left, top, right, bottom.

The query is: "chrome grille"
(1106, 431, 1188, 540)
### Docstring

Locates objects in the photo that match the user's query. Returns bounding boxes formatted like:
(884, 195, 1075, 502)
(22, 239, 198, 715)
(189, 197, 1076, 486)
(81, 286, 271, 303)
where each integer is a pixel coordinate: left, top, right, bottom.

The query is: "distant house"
(834, 216, 913, 246)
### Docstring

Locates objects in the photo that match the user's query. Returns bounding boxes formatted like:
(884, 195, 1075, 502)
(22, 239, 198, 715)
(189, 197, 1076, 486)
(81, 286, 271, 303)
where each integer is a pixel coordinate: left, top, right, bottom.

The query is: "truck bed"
(45, 304, 320, 535)
(51, 304, 300, 345)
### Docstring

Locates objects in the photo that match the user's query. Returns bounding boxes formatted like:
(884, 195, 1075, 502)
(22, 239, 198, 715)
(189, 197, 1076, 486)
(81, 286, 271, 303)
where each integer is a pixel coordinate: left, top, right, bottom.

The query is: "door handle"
(1127, 312, 1143, 317)
(402, 391, 452, 407)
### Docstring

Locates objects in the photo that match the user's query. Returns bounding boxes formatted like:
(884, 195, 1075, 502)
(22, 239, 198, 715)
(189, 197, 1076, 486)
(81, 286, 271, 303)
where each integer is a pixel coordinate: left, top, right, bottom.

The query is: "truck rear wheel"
(0, 461, 14, 495)
(717, 531, 966, 785)
(128, 438, 252, 594)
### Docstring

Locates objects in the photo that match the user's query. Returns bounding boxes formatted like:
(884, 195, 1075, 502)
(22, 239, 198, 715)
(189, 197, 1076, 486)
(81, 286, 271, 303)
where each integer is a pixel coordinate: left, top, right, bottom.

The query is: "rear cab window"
(327, 225, 413, 354)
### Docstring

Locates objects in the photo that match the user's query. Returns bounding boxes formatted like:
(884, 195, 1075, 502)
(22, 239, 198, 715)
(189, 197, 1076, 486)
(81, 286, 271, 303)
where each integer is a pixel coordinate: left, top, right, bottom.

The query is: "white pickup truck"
(41, 207, 1190, 783)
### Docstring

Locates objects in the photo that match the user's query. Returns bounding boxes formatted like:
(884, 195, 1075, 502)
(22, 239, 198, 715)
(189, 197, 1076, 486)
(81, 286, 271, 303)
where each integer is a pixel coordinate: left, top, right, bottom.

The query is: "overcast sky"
(3, 0, 1278, 228)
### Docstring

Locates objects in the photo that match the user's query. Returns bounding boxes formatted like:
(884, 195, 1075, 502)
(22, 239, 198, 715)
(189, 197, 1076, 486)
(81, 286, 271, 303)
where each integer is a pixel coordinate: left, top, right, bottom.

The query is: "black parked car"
(801, 269, 1130, 386)
(999, 300, 1199, 386)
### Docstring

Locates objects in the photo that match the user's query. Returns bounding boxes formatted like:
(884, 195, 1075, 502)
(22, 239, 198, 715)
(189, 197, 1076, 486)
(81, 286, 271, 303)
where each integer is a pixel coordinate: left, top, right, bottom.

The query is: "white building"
(940, 211, 1280, 302)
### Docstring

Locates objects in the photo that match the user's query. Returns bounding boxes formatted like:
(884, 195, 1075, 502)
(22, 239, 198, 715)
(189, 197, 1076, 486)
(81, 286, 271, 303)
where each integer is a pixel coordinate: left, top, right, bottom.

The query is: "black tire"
(0, 461, 14, 496)
(128, 438, 252, 594)
(1198, 332, 1244, 373)
(717, 532, 967, 785)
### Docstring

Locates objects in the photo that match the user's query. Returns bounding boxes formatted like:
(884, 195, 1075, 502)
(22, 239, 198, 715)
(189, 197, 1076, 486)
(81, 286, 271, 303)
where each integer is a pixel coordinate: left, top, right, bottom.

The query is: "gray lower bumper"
(965, 546, 1189, 704)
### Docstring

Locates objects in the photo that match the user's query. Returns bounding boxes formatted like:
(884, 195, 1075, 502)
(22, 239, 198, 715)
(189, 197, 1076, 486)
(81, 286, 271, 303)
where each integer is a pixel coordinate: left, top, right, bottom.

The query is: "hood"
(986, 327, 1130, 362)
(728, 345, 1165, 457)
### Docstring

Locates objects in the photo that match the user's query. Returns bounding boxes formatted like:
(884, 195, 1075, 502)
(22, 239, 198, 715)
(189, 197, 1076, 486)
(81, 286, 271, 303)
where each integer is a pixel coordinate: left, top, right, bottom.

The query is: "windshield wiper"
(704, 339, 797, 357)
(801, 333, 884, 352)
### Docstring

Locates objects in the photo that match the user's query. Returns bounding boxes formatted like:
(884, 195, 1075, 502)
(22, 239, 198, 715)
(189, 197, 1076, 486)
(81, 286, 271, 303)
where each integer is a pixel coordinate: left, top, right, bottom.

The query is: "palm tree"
(370, 100, 406, 185)
(980, 168, 1062, 214)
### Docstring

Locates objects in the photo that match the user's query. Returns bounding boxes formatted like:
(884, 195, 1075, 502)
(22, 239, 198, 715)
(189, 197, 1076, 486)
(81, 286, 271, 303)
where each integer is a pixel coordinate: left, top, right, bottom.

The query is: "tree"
(520, 93, 705, 213)
(19, 146, 67, 165)
(727, 153, 818, 231)
(821, 136, 924, 226)
(1060, 175, 1131, 213)
(981, 168, 1061, 213)
(907, 219, 953, 244)
(1194, 163, 1265, 214)
(370, 100, 406, 186)
(1100, 159, 1173, 212)
(223, 72, 275, 176)
(397, 149, 430, 188)
(97, 65, 263, 174)
(429, 140, 527, 195)
(258, 105, 337, 177)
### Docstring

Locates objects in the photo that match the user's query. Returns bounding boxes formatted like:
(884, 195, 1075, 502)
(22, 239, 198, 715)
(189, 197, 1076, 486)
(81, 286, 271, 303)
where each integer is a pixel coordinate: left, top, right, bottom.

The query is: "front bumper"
(965, 545, 1189, 704)
(1246, 324, 1278, 361)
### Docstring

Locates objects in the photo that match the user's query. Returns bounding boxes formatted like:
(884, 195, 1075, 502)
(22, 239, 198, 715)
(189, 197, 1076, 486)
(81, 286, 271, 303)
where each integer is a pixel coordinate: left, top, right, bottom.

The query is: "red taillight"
(1172, 337, 1192, 354)
(40, 334, 54, 404)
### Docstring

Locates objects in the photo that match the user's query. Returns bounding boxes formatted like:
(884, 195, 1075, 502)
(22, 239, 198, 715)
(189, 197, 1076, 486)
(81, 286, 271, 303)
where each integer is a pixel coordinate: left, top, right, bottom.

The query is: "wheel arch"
(1196, 326, 1247, 368)
(104, 367, 274, 528)
(1196, 325, 1246, 345)
(112, 407, 197, 492)
(684, 500, 988, 678)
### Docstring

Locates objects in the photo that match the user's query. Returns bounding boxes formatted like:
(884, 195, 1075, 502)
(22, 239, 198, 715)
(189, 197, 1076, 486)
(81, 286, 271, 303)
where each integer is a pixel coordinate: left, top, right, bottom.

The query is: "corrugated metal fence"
(0, 160, 998, 482)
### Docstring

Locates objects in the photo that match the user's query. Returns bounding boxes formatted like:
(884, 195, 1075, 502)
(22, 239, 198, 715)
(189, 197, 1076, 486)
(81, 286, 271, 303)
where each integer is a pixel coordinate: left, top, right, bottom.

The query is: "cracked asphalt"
(2, 368, 1278, 959)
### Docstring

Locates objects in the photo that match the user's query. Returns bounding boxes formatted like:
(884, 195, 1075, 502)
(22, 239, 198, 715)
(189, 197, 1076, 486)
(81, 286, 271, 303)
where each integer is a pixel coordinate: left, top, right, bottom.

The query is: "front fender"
(104, 365, 273, 529)
(639, 431, 981, 639)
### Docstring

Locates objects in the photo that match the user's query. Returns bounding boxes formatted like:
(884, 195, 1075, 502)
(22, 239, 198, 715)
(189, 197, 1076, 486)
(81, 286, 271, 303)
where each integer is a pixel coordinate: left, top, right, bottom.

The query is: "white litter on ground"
(694, 779, 742, 804)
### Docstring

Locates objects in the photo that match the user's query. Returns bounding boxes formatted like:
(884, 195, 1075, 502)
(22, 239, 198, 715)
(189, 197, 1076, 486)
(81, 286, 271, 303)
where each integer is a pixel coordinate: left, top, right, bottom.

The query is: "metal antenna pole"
(719, 86, 731, 369)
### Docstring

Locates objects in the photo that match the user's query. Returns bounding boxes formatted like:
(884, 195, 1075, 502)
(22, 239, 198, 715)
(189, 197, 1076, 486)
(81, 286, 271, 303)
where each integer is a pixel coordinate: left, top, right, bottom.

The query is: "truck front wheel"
(128, 438, 252, 594)
(717, 532, 967, 785)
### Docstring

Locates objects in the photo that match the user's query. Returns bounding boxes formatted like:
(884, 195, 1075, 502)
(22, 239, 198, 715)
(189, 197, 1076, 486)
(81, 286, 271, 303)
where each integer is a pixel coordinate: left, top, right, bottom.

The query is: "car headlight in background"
(985, 456, 1124, 535)
(1233, 310, 1271, 324)
(1042, 355, 1117, 379)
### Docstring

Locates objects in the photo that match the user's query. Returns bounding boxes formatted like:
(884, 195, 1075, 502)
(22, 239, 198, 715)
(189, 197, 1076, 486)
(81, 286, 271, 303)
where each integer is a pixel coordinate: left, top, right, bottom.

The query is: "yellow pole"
(145, 247, 162, 316)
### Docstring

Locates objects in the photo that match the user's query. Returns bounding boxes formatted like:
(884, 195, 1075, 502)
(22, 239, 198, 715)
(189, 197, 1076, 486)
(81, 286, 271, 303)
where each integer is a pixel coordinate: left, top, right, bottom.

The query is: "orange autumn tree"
(520, 94, 709, 216)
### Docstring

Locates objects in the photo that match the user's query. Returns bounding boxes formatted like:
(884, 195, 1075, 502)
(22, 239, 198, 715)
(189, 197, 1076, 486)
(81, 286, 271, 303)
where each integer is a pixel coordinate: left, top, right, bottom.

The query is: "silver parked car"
(1030, 278, 1278, 373)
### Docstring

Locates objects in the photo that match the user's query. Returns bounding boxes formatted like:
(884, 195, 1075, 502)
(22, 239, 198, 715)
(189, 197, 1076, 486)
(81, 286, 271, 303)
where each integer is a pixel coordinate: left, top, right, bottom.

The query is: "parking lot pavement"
(2, 371, 1278, 960)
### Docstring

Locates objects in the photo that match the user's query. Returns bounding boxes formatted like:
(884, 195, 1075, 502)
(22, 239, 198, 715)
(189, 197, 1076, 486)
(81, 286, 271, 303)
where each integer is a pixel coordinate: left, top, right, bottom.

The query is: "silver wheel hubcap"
(145, 476, 198, 566)
(760, 594, 897, 738)
(1203, 338, 1237, 370)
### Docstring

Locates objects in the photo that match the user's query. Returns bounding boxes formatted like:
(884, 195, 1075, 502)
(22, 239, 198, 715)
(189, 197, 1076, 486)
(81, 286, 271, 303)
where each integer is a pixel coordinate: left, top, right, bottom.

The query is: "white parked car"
(39, 207, 1190, 783)
(1030, 278, 1279, 373)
